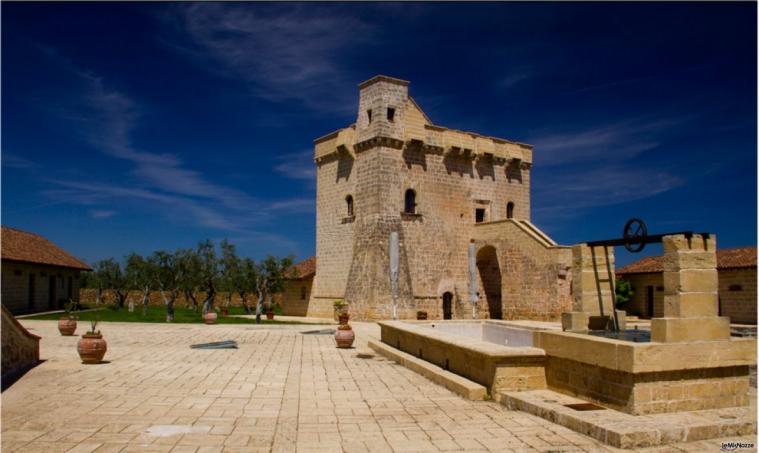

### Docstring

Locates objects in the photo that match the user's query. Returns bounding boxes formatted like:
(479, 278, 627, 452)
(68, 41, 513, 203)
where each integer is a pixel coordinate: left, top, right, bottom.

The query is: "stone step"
(498, 389, 756, 448)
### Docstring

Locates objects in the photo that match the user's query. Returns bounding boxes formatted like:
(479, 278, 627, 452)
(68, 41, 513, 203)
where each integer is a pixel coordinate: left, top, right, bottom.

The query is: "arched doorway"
(476, 246, 502, 319)
(442, 292, 453, 320)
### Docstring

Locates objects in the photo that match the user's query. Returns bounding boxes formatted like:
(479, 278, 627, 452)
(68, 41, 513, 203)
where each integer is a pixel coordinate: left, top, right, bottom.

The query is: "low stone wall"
(379, 320, 546, 393)
(79, 289, 250, 308)
(545, 356, 749, 415)
(1, 304, 40, 384)
(537, 330, 756, 415)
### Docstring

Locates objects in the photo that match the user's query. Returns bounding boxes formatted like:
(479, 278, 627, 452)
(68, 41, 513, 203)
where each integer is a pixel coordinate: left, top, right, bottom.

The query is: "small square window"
(729, 284, 743, 291)
(387, 107, 395, 122)
(475, 208, 486, 223)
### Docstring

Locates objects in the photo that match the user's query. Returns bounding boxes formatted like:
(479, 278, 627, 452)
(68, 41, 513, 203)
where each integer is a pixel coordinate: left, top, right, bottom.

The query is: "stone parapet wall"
(546, 356, 749, 415)
(379, 320, 546, 393)
(537, 329, 755, 414)
(1, 304, 40, 381)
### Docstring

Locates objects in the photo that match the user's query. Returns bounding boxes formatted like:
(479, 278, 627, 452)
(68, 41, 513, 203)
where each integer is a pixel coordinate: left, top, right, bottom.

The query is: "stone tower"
(310, 75, 572, 320)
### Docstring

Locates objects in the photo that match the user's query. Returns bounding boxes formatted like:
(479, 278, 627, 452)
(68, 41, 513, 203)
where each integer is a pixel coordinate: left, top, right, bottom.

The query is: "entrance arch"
(442, 292, 453, 319)
(476, 246, 502, 319)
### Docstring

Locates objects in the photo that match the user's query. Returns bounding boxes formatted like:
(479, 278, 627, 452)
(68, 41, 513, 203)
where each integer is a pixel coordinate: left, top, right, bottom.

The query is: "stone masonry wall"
(473, 221, 573, 320)
(546, 356, 750, 415)
(1, 304, 40, 380)
(619, 273, 664, 318)
(314, 78, 542, 320)
(1, 261, 82, 314)
(719, 268, 757, 324)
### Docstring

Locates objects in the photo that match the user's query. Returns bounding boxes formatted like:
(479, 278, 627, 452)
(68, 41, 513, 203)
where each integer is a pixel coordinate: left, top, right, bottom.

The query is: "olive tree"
(125, 253, 155, 316)
(150, 250, 183, 322)
(196, 240, 221, 315)
(237, 258, 258, 315)
(176, 249, 203, 311)
(253, 255, 293, 324)
(219, 239, 240, 310)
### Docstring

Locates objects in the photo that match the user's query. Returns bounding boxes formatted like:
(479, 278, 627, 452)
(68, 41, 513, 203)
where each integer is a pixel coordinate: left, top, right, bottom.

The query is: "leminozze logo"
(721, 441, 755, 451)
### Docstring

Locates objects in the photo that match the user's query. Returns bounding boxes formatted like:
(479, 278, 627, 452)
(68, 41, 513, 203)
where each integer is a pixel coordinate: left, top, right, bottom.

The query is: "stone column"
(571, 244, 615, 315)
(563, 244, 615, 331)
(651, 234, 730, 342)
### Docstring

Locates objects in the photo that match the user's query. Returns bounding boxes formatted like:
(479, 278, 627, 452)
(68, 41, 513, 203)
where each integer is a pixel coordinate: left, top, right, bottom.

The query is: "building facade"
(307, 76, 571, 320)
(617, 247, 757, 324)
(1, 226, 91, 314)
(276, 257, 316, 317)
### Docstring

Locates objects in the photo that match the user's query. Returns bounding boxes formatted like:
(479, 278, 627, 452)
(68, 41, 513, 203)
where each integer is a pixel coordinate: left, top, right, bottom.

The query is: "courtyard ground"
(1, 320, 755, 453)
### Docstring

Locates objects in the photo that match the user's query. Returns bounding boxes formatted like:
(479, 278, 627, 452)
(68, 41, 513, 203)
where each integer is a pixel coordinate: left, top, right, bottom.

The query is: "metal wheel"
(623, 218, 647, 253)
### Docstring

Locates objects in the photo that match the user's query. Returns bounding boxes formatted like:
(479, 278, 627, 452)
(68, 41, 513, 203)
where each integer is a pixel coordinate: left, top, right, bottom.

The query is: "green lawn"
(23, 305, 307, 325)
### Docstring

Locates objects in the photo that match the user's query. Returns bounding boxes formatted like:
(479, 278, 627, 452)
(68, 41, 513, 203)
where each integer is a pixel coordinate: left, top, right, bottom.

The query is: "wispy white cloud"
(533, 164, 684, 226)
(273, 150, 316, 182)
(38, 54, 311, 236)
(89, 209, 116, 219)
(172, 3, 373, 112)
(529, 117, 688, 166)
(496, 71, 532, 90)
(3, 153, 37, 169)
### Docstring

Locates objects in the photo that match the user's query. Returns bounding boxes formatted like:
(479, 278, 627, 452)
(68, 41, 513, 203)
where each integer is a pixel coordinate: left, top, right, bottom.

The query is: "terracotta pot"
(338, 313, 350, 325)
(335, 326, 355, 348)
(204, 312, 218, 324)
(58, 317, 77, 336)
(266, 311, 274, 320)
(77, 333, 107, 364)
(416, 311, 428, 320)
(220, 308, 229, 317)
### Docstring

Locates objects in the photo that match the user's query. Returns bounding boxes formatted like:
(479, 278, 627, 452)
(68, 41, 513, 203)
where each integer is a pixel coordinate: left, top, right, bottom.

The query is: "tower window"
(475, 209, 486, 223)
(300, 286, 307, 300)
(367, 109, 373, 123)
(404, 189, 416, 214)
(507, 202, 515, 219)
(387, 107, 396, 122)
(345, 195, 354, 217)
(729, 284, 743, 291)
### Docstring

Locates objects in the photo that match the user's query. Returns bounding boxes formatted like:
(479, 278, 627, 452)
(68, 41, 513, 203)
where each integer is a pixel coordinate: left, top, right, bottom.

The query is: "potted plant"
(266, 307, 275, 320)
(204, 307, 219, 324)
(58, 299, 79, 336)
(77, 318, 107, 364)
(416, 311, 428, 320)
(335, 324, 355, 348)
(333, 300, 349, 324)
(220, 306, 229, 317)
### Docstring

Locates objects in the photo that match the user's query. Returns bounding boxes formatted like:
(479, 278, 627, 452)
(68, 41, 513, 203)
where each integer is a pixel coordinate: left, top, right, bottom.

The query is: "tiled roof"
(288, 256, 315, 280)
(1, 226, 92, 271)
(617, 247, 756, 275)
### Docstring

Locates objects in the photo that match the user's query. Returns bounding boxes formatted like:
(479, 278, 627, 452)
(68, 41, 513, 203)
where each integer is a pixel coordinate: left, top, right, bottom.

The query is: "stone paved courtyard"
(2, 320, 755, 452)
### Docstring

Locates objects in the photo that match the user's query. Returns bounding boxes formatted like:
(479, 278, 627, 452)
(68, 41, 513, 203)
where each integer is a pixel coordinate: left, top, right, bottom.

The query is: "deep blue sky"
(3, 3, 756, 266)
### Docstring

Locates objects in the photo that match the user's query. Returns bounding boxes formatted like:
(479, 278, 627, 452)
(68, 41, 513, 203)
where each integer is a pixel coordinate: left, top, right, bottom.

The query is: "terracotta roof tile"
(617, 246, 756, 275)
(288, 256, 315, 280)
(1, 226, 92, 271)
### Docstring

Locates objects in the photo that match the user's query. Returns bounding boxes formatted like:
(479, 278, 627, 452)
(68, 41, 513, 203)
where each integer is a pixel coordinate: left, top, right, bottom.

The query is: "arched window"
(506, 202, 514, 219)
(345, 195, 354, 217)
(404, 189, 416, 214)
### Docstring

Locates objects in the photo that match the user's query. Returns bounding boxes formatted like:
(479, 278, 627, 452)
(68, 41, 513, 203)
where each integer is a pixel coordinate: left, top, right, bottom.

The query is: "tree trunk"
(255, 292, 265, 324)
(142, 287, 150, 316)
(96, 287, 103, 305)
(240, 292, 252, 314)
(160, 289, 175, 322)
